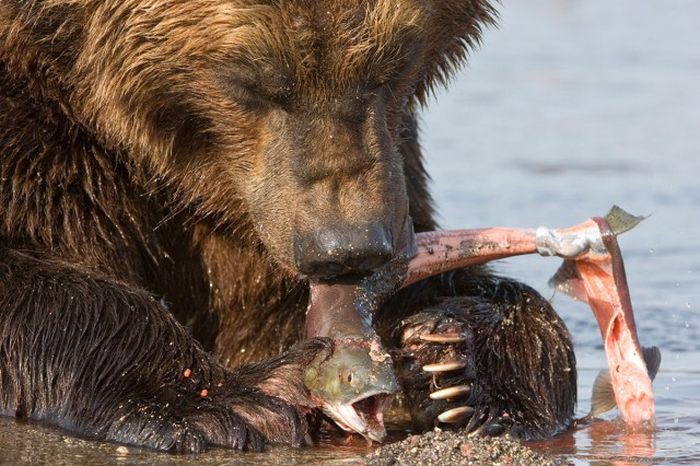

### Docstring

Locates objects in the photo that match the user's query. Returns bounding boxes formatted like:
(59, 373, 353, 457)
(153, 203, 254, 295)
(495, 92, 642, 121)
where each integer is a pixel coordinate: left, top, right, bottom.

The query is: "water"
(1, 0, 698, 464)
(423, 1, 700, 463)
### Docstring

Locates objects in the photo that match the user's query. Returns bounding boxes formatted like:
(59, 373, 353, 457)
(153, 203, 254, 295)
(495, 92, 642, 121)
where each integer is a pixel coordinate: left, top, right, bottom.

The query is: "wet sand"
(0, 417, 562, 466)
(366, 430, 560, 466)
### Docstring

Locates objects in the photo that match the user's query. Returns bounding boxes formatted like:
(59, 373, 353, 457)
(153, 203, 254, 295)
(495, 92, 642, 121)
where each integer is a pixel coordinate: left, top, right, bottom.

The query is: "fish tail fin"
(589, 345, 662, 417)
(605, 206, 648, 236)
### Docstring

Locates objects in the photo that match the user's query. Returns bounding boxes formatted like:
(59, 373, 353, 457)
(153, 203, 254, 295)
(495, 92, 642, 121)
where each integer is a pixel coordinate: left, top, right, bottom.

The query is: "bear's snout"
(293, 222, 393, 278)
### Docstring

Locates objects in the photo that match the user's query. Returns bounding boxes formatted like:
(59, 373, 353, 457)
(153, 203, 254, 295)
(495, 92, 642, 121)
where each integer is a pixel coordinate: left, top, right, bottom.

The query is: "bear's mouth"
(323, 390, 395, 443)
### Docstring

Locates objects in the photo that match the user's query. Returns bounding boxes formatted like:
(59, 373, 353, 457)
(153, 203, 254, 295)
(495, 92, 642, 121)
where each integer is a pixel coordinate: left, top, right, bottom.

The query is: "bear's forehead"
(226, 0, 430, 89)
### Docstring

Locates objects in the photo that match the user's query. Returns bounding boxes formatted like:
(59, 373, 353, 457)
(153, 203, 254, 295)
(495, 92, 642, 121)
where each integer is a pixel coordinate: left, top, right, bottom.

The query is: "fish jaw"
(323, 391, 395, 442)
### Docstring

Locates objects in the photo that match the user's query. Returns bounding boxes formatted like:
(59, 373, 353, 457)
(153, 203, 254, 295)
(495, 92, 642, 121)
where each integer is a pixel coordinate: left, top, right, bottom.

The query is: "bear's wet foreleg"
(376, 269, 577, 440)
(0, 248, 327, 452)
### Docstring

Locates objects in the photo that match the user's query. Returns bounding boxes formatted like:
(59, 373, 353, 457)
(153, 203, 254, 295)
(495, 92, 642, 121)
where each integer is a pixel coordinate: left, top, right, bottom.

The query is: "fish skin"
(304, 337, 398, 407)
(304, 336, 398, 442)
(590, 346, 661, 417)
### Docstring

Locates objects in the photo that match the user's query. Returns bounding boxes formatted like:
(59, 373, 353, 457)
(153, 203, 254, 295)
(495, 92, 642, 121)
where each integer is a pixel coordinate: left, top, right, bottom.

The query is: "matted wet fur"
(0, 0, 575, 452)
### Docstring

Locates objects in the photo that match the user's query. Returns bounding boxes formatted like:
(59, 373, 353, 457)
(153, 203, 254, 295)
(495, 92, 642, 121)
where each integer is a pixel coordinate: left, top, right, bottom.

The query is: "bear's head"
(10, 0, 495, 278)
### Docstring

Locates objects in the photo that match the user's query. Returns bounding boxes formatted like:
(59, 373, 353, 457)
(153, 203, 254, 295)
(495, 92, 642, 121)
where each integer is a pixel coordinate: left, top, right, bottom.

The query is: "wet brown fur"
(0, 0, 575, 452)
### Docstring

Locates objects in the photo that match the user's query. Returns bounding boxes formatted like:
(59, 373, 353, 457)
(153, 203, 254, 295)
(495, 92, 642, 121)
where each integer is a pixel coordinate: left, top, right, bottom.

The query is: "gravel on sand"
(364, 429, 561, 466)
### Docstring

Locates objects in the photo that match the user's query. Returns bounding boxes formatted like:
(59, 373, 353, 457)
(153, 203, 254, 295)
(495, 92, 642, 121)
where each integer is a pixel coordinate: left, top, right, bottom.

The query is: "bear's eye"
(225, 80, 292, 110)
(226, 82, 274, 109)
(347, 373, 353, 383)
(217, 65, 292, 109)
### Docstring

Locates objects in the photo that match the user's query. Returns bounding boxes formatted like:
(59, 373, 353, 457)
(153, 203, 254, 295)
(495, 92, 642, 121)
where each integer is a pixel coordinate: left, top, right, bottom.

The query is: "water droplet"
(687, 302, 692, 309)
(664, 385, 670, 391)
(674, 417, 679, 424)
(649, 248, 655, 254)
(685, 322, 690, 328)
(671, 377, 677, 382)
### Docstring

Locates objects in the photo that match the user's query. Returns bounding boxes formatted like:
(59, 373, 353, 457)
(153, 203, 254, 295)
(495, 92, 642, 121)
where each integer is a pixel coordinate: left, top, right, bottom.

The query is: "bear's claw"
(437, 406, 475, 424)
(419, 333, 467, 344)
(419, 336, 476, 427)
(429, 384, 471, 400)
(393, 309, 483, 432)
(422, 360, 468, 373)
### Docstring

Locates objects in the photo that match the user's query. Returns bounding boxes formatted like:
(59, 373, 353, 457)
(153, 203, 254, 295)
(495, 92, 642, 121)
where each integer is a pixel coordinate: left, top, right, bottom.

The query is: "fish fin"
(590, 370, 618, 417)
(589, 347, 661, 417)
(549, 260, 589, 303)
(605, 205, 648, 236)
(643, 346, 662, 380)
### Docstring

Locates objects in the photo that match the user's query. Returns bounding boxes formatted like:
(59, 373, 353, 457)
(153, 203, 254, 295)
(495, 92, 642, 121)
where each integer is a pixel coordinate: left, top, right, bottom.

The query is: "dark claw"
(482, 422, 506, 437)
(437, 406, 475, 423)
(243, 425, 265, 452)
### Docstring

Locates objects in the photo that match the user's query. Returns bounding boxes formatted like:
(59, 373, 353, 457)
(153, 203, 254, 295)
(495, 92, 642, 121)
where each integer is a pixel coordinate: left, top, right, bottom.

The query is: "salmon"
(304, 206, 657, 441)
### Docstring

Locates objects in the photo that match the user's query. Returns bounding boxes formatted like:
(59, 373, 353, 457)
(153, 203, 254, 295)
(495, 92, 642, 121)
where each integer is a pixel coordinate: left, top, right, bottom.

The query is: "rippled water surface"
(2, 1, 698, 464)
(423, 1, 700, 464)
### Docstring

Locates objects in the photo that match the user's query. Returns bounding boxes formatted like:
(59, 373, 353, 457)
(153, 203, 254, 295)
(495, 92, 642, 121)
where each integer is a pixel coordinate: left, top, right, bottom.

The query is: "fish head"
(304, 337, 398, 442)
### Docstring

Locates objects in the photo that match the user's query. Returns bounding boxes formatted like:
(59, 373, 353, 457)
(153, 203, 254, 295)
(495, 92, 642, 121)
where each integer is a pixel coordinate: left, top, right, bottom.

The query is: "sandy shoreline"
(364, 429, 561, 466)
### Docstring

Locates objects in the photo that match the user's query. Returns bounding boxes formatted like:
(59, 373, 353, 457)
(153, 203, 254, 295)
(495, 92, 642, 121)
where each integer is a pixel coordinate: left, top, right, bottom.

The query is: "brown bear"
(0, 0, 576, 453)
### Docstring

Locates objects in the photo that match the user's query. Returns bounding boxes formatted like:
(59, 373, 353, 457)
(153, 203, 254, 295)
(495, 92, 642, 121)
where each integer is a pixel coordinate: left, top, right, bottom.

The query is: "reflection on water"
(530, 419, 657, 466)
(0, 417, 371, 466)
(2, 0, 699, 464)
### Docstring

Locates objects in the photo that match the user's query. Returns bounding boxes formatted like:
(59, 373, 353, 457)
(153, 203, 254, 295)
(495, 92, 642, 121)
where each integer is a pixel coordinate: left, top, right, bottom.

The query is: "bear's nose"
(294, 223, 393, 278)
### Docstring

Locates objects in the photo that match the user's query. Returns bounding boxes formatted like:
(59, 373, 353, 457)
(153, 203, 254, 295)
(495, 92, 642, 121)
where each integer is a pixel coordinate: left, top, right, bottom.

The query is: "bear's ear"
(415, 0, 498, 104)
